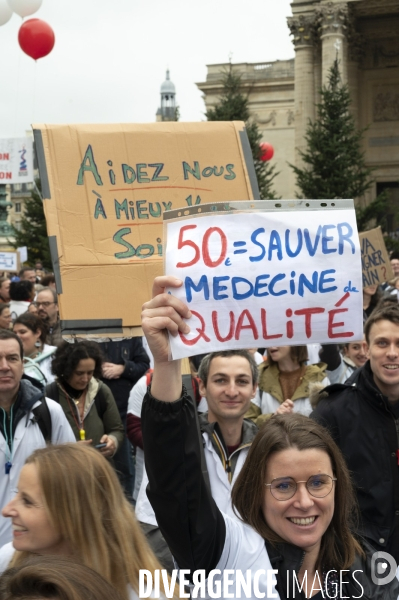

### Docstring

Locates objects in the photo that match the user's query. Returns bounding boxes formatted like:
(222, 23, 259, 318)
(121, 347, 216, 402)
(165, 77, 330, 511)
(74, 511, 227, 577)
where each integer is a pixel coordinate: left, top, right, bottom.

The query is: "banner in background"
(0, 251, 19, 272)
(0, 138, 34, 184)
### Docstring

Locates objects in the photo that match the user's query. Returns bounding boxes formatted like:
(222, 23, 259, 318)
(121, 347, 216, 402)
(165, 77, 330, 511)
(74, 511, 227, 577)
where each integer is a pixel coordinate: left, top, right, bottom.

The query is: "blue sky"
(0, 0, 294, 136)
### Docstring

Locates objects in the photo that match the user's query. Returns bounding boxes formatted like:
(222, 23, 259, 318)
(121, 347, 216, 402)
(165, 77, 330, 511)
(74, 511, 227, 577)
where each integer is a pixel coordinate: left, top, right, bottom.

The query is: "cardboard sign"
(32, 122, 258, 337)
(0, 138, 34, 184)
(359, 227, 393, 287)
(164, 200, 363, 360)
(0, 252, 19, 272)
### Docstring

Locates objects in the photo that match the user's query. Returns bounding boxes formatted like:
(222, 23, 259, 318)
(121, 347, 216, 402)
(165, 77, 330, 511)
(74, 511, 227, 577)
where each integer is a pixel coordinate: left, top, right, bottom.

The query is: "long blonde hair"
(10, 444, 167, 599)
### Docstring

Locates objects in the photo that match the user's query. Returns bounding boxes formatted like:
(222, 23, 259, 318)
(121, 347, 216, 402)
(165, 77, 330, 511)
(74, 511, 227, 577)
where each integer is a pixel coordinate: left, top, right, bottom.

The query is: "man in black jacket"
(312, 304, 399, 562)
(99, 337, 150, 501)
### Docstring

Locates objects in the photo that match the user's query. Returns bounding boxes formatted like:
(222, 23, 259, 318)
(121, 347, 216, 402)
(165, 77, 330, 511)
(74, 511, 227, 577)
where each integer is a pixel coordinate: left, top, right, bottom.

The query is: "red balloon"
(259, 142, 274, 162)
(18, 18, 55, 60)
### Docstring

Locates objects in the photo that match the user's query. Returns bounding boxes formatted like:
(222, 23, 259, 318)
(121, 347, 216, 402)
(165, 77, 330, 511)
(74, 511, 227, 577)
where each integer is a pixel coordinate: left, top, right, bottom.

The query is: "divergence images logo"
(371, 551, 397, 586)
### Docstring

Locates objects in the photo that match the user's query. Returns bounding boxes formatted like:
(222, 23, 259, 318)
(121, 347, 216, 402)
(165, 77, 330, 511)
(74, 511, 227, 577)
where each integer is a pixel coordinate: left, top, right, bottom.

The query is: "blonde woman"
(0, 444, 172, 600)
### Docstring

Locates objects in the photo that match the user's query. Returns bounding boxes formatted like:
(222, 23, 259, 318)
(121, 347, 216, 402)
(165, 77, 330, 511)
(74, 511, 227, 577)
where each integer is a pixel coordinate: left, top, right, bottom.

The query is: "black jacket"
(98, 338, 150, 419)
(267, 538, 399, 599)
(311, 361, 399, 562)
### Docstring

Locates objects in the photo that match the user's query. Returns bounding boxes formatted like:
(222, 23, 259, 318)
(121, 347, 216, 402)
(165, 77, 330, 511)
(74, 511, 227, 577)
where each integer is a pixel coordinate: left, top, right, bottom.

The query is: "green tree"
(291, 59, 373, 200)
(10, 180, 52, 269)
(291, 59, 399, 250)
(356, 190, 399, 253)
(206, 65, 279, 199)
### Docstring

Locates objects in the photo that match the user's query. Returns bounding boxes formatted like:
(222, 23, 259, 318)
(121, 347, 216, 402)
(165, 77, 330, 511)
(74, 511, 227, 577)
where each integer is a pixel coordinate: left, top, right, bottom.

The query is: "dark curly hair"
(51, 341, 104, 382)
(13, 313, 48, 345)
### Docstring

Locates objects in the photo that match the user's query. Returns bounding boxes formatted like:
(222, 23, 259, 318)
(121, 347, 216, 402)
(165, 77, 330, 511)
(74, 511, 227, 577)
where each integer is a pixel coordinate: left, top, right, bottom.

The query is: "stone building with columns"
(197, 0, 399, 217)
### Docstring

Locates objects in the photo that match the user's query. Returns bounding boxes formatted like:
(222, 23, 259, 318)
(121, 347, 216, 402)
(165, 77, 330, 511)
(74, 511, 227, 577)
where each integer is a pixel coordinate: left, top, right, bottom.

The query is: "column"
(287, 14, 317, 170)
(317, 1, 349, 85)
(346, 22, 366, 128)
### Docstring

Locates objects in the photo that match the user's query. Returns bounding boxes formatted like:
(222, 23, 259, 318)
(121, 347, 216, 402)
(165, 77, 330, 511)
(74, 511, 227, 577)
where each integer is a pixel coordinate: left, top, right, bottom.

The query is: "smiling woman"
(232, 415, 355, 597)
(0, 444, 173, 600)
(3, 462, 69, 555)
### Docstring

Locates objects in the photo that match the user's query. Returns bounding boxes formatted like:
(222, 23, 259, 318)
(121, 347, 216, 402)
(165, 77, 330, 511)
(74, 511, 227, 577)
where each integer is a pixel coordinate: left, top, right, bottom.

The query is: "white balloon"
(0, 0, 12, 25)
(7, 0, 42, 18)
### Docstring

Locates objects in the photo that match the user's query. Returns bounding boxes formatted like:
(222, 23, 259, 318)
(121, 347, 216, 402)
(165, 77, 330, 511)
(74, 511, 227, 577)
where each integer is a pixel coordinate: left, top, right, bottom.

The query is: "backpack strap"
(94, 382, 108, 420)
(32, 399, 52, 443)
(45, 381, 59, 402)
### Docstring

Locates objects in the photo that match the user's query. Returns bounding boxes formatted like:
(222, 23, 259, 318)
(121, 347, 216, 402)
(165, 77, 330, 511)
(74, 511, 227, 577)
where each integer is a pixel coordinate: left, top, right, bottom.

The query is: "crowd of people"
(0, 256, 398, 599)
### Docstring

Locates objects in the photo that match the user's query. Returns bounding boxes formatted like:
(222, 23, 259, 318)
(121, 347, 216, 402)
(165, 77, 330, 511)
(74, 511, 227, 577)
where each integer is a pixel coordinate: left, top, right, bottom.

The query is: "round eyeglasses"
(265, 474, 337, 501)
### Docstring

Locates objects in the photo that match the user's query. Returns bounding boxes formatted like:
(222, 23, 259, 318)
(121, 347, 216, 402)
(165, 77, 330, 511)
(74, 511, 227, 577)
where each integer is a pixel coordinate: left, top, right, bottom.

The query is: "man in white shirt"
(136, 349, 259, 571)
(0, 330, 75, 546)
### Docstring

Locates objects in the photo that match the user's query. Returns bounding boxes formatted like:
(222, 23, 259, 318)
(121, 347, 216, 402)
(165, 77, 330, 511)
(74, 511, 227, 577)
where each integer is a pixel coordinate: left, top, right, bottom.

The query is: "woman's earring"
(35, 340, 41, 348)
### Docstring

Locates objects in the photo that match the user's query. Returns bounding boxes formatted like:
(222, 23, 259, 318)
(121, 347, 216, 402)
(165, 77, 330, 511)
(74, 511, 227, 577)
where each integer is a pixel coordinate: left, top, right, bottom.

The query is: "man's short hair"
(197, 350, 258, 386)
(364, 304, 399, 344)
(38, 286, 58, 304)
(390, 252, 399, 261)
(18, 266, 35, 278)
(40, 274, 55, 288)
(0, 329, 24, 358)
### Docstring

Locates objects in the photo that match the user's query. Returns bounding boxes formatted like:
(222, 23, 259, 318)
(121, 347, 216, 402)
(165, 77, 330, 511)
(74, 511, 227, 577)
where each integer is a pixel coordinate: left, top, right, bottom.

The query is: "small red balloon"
(259, 142, 274, 162)
(18, 18, 55, 60)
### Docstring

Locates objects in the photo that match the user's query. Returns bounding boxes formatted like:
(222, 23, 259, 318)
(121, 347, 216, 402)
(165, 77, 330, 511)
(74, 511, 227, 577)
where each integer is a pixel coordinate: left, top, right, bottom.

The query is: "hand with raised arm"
(141, 276, 191, 402)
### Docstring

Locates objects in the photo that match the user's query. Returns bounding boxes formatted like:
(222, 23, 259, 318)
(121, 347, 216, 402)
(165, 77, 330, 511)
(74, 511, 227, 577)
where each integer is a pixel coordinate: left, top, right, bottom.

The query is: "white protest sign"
(0, 252, 19, 272)
(17, 246, 28, 263)
(164, 200, 363, 360)
(0, 138, 34, 184)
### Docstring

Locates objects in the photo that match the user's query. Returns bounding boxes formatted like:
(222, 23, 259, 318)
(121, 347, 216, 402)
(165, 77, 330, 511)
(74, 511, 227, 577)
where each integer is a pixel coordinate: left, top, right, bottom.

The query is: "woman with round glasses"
(140, 275, 399, 600)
